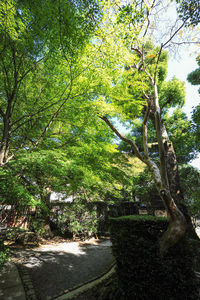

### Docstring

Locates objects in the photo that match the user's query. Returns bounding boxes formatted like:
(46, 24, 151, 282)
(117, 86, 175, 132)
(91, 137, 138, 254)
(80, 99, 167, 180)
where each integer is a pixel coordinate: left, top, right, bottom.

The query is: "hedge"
(110, 215, 199, 300)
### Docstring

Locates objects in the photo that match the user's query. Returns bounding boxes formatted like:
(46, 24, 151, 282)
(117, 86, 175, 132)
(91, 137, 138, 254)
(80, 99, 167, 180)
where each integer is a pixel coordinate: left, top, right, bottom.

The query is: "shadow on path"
(15, 240, 114, 300)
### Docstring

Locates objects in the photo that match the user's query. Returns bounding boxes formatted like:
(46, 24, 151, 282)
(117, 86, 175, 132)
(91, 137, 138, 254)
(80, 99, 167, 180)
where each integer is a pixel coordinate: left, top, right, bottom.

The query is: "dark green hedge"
(110, 215, 199, 300)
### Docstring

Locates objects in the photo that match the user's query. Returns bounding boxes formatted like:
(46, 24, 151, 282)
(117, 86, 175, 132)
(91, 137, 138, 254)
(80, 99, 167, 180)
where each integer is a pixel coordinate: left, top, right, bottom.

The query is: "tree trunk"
(0, 118, 11, 165)
(158, 189, 187, 255)
(0, 95, 13, 165)
(149, 85, 198, 243)
(42, 189, 54, 238)
(163, 139, 198, 239)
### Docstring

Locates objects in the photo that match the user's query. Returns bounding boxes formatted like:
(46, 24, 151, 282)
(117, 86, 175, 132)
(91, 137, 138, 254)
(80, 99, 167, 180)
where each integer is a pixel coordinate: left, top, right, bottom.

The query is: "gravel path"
(11, 239, 114, 300)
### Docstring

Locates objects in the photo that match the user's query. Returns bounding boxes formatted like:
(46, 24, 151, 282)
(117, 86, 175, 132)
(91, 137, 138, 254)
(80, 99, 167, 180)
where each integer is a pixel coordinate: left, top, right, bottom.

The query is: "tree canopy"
(0, 0, 199, 253)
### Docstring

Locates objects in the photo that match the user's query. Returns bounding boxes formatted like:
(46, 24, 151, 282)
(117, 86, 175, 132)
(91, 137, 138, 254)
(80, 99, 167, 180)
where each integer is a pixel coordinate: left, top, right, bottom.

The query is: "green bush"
(110, 215, 199, 300)
(30, 218, 46, 237)
(0, 241, 8, 268)
(1, 227, 38, 244)
(57, 201, 98, 239)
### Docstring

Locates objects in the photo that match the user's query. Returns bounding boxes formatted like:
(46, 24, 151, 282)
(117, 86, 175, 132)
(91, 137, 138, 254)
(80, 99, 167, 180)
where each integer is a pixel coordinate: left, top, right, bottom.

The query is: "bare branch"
(162, 22, 186, 49)
(143, 0, 157, 37)
(170, 41, 200, 46)
(143, 101, 150, 160)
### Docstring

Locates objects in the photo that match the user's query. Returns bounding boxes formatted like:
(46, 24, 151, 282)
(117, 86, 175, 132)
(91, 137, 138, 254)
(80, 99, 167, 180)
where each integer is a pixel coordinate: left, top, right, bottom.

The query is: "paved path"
(0, 262, 26, 300)
(10, 239, 114, 300)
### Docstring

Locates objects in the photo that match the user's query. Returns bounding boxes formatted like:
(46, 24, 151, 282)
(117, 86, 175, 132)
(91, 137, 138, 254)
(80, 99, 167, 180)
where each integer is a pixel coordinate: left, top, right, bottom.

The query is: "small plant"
(0, 241, 9, 268)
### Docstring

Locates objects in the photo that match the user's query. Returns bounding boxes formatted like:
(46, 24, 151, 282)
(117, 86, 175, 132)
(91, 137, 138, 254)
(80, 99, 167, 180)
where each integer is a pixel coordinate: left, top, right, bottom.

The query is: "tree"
(1, 107, 140, 235)
(90, 0, 199, 254)
(0, 0, 101, 166)
(0, 0, 104, 234)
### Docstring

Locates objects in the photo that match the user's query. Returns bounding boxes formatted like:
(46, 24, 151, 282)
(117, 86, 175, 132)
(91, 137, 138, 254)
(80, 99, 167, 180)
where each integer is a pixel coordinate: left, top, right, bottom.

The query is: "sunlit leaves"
(164, 108, 196, 163)
(0, 0, 26, 40)
(159, 77, 185, 109)
(179, 164, 200, 217)
(176, 0, 200, 26)
(0, 168, 36, 207)
(187, 55, 200, 89)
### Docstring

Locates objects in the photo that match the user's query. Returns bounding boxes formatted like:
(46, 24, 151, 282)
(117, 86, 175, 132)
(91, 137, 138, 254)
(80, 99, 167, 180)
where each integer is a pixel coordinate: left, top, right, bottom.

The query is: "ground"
(8, 237, 115, 300)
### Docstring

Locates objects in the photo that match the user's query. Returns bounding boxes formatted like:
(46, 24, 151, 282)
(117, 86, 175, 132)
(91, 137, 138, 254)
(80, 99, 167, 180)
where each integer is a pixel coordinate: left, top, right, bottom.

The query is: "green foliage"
(0, 167, 37, 208)
(1, 227, 38, 244)
(0, 0, 102, 168)
(187, 55, 200, 90)
(164, 108, 196, 163)
(159, 77, 185, 109)
(30, 219, 47, 237)
(176, 0, 200, 26)
(179, 164, 200, 217)
(110, 214, 167, 223)
(57, 201, 98, 238)
(0, 0, 199, 246)
(110, 217, 199, 300)
(0, 241, 8, 268)
(192, 105, 200, 151)
(187, 58, 200, 152)
(131, 166, 158, 201)
(117, 3, 144, 27)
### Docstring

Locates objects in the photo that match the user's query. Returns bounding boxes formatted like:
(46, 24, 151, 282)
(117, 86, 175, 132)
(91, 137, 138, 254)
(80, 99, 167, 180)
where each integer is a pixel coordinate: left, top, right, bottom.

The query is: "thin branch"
(161, 98, 173, 110)
(143, 0, 157, 37)
(143, 101, 150, 160)
(17, 56, 44, 85)
(10, 84, 70, 128)
(100, 115, 144, 162)
(131, 47, 143, 57)
(162, 22, 186, 48)
(153, 45, 163, 83)
(34, 81, 73, 148)
(0, 107, 5, 118)
(170, 41, 200, 45)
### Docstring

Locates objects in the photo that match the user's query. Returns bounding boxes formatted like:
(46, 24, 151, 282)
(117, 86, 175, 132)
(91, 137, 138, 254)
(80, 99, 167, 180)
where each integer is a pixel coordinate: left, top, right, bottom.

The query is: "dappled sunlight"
(34, 242, 86, 256)
(11, 242, 88, 269)
(9, 240, 114, 299)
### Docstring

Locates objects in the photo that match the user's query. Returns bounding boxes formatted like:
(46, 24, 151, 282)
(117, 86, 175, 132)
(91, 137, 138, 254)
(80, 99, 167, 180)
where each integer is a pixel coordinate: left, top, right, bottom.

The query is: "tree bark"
(41, 188, 54, 238)
(0, 100, 12, 165)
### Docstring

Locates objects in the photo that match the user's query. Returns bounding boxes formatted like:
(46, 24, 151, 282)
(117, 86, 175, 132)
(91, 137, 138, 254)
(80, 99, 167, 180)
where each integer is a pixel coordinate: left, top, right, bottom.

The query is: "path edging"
(53, 263, 116, 300)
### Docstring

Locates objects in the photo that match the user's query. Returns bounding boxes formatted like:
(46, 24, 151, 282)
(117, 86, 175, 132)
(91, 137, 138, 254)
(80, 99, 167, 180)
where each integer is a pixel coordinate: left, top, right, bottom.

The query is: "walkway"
(4, 239, 114, 300)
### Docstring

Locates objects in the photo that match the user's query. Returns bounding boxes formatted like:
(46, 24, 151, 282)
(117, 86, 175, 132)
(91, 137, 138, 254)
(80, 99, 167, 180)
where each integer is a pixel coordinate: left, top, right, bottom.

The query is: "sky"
(167, 53, 200, 169)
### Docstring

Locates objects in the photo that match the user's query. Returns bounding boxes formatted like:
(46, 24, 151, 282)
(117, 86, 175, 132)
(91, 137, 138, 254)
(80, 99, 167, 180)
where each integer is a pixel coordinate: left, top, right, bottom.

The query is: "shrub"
(1, 227, 38, 245)
(0, 240, 8, 268)
(56, 201, 98, 239)
(110, 215, 199, 300)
